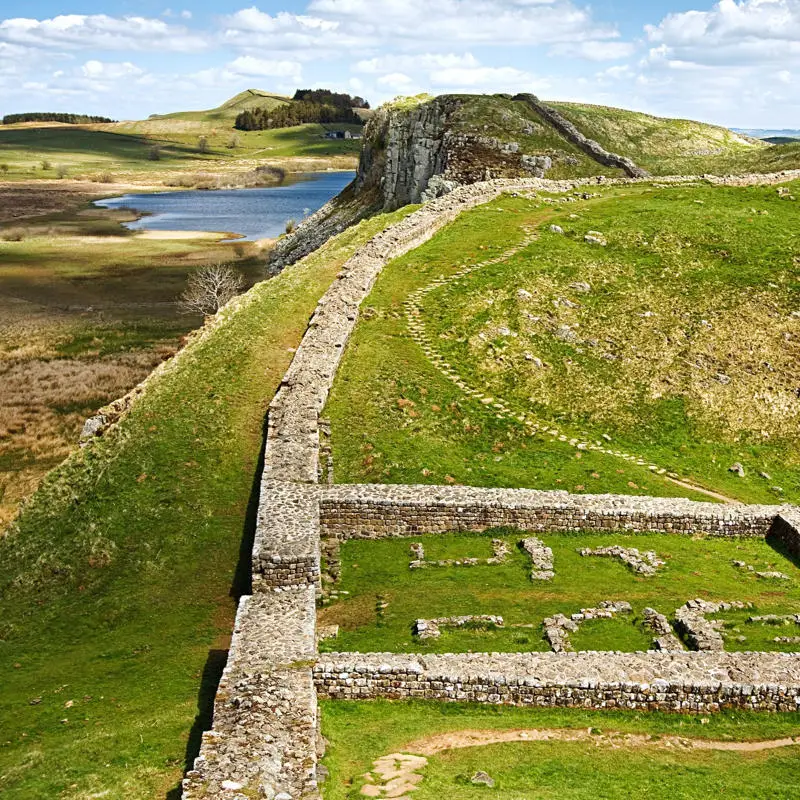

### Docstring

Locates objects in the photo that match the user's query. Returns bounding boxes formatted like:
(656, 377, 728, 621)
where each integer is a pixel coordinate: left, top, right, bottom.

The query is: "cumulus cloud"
(0, 13, 208, 52)
(550, 40, 637, 61)
(645, 0, 800, 66)
(223, 0, 622, 54)
(81, 60, 144, 79)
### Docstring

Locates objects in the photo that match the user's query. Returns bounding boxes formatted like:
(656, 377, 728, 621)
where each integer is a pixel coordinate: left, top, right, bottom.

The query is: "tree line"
(2, 112, 115, 125)
(234, 90, 368, 132)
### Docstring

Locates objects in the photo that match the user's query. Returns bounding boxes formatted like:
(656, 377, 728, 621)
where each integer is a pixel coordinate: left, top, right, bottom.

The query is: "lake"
(94, 171, 355, 241)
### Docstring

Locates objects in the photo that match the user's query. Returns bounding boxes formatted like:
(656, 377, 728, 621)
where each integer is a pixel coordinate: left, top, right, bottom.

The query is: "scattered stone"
(675, 599, 751, 651)
(549, 224, 564, 234)
(414, 615, 504, 639)
(520, 537, 554, 581)
(642, 607, 684, 651)
(569, 281, 591, 293)
(729, 462, 745, 477)
(471, 771, 496, 788)
(544, 601, 631, 652)
(580, 545, 665, 576)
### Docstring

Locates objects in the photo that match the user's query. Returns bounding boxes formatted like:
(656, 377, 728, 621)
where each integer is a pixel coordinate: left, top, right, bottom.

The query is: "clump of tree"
(2, 112, 115, 125)
(293, 89, 369, 109)
(178, 264, 246, 316)
(235, 89, 368, 131)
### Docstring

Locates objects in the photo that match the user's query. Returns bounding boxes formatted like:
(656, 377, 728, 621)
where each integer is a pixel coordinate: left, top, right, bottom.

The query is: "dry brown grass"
(0, 349, 170, 530)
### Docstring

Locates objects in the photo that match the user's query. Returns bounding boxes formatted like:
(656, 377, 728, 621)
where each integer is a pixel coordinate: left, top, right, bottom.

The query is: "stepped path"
(402, 226, 739, 504)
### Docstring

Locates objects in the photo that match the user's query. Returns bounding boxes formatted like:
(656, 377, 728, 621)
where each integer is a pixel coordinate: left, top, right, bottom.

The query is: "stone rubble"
(544, 601, 632, 652)
(414, 615, 505, 640)
(675, 599, 752, 652)
(580, 545, 665, 576)
(642, 607, 685, 652)
(521, 537, 555, 580)
(409, 538, 510, 569)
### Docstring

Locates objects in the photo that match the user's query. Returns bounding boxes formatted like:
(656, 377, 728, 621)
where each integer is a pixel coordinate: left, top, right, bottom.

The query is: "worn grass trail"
(325, 182, 800, 504)
(321, 701, 800, 800)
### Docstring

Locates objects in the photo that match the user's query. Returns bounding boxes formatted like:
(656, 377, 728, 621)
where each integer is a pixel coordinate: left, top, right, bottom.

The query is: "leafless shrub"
(55, 165, 68, 179)
(285, 218, 297, 234)
(147, 146, 161, 161)
(178, 263, 245, 316)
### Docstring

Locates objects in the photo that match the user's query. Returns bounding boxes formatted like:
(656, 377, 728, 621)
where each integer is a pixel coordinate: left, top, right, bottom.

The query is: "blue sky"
(1, 0, 798, 126)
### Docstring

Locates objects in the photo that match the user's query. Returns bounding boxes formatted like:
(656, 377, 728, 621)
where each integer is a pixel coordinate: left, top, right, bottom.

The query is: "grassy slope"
(548, 101, 800, 175)
(0, 207, 411, 800)
(324, 183, 800, 504)
(447, 95, 617, 180)
(319, 530, 800, 654)
(322, 701, 800, 800)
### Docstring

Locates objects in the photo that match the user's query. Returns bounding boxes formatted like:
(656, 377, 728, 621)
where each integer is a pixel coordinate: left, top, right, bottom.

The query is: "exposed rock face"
(354, 96, 558, 212)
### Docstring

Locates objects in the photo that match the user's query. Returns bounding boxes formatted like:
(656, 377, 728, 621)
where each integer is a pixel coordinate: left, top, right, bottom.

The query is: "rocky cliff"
(266, 93, 647, 271)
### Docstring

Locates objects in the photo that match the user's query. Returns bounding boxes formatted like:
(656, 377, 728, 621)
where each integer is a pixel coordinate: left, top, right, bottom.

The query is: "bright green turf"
(319, 529, 800, 654)
(0, 207, 413, 800)
(324, 183, 800, 504)
(321, 701, 800, 800)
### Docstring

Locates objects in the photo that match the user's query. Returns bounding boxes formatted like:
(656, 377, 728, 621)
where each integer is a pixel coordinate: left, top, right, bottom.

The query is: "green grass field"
(319, 529, 800, 654)
(0, 208, 410, 799)
(324, 182, 800, 505)
(321, 701, 800, 800)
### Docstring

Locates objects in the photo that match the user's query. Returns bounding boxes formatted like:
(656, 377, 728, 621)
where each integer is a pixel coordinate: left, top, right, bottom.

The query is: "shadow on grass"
(165, 415, 269, 799)
(766, 527, 800, 570)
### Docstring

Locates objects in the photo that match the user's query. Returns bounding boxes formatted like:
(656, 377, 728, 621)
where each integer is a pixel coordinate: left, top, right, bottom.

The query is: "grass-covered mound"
(319, 530, 800, 654)
(321, 701, 800, 800)
(0, 207, 411, 799)
(324, 182, 800, 504)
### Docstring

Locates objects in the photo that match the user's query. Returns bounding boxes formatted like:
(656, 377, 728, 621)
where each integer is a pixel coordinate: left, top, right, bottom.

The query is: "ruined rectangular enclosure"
(183, 174, 800, 799)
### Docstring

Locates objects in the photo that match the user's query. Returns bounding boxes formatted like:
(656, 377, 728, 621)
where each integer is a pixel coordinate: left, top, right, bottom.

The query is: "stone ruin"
(414, 615, 505, 640)
(675, 599, 752, 651)
(181, 171, 800, 800)
(520, 536, 555, 580)
(543, 601, 632, 652)
(580, 545, 665, 576)
(409, 538, 510, 569)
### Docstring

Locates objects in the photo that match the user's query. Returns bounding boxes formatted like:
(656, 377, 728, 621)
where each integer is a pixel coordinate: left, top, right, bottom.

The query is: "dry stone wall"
(185, 169, 800, 800)
(317, 484, 780, 542)
(315, 651, 800, 712)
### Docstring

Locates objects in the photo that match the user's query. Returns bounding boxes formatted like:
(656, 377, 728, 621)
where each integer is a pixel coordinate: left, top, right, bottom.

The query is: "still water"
(94, 171, 354, 241)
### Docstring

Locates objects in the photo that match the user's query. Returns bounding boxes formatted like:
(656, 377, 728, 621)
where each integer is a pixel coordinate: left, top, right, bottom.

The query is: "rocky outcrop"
(514, 93, 650, 179)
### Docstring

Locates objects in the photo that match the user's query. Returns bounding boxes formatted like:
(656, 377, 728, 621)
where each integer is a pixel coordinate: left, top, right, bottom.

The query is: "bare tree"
(178, 264, 245, 316)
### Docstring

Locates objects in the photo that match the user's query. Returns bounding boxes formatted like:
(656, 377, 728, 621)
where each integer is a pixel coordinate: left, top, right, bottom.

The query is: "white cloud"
(376, 71, 414, 89)
(0, 14, 208, 53)
(308, 0, 617, 45)
(645, 0, 800, 66)
(81, 60, 144, 79)
(225, 55, 303, 80)
(355, 53, 480, 74)
(428, 64, 541, 91)
(550, 40, 637, 61)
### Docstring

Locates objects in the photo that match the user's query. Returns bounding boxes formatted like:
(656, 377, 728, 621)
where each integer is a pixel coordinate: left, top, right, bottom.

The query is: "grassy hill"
(0, 206, 412, 799)
(325, 180, 800, 505)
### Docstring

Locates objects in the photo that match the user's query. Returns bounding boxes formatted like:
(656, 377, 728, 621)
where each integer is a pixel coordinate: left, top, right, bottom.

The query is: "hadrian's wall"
(315, 651, 800, 713)
(183, 169, 800, 800)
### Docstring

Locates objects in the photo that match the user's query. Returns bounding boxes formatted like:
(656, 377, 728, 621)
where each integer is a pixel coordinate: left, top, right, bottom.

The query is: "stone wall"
(770, 511, 800, 561)
(184, 167, 800, 800)
(318, 484, 779, 542)
(315, 651, 800, 712)
(514, 94, 650, 179)
(182, 589, 319, 800)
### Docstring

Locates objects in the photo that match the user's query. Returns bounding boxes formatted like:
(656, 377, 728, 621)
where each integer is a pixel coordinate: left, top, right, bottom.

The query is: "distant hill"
(111, 89, 291, 135)
(732, 128, 800, 140)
